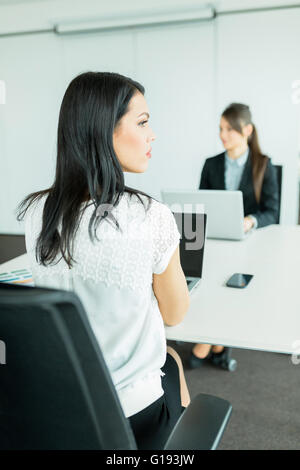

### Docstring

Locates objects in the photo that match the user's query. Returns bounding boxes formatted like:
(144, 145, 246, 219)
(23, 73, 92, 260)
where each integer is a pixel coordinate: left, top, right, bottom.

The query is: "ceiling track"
(0, 3, 300, 38)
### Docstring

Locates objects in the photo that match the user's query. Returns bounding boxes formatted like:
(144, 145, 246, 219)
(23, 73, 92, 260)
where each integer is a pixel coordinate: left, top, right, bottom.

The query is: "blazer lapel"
(218, 153, 226, 189)
(238, 152, 252, 192)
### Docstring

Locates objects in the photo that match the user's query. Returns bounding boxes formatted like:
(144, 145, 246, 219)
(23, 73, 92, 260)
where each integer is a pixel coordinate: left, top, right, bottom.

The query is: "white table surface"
(0, 253, 30, 273)
(1, 226, 299, 354)
(166, 225, 300, 354)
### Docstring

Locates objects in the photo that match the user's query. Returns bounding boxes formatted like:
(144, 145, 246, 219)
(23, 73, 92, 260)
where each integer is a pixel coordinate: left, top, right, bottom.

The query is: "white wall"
(0, 33, 64, 233)
(124, 21, 215, 198)
(216, 8, 300, 224)
(0, 1, 299, 233)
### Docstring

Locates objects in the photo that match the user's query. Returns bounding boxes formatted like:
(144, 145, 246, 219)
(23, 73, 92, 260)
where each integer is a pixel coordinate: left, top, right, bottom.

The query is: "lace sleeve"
(149, 201, 181, 275)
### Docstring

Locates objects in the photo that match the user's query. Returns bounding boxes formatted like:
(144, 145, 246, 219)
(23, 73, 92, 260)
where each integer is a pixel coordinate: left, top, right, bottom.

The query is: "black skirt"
(128, 352, 184, 450)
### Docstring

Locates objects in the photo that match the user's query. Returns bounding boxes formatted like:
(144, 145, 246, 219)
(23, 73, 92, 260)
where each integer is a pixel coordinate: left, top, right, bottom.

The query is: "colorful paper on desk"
(0, 268, 34, 286)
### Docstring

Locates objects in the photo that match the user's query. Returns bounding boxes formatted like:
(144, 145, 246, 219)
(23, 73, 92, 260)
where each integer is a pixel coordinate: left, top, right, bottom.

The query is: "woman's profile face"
(219, 116, 248, 151)
(113, 92, 156, 173)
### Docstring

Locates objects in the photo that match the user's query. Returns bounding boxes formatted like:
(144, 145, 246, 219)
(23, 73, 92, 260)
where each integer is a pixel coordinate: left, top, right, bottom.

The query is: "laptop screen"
(0, 234, 26, 264)
(173, 213, 207, 278)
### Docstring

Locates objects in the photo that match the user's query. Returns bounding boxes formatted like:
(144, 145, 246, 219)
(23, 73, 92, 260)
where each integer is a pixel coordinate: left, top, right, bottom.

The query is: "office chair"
(274, 165, 282, 224)
(0, 283, 232, 450)
(208, 347, 237, 372)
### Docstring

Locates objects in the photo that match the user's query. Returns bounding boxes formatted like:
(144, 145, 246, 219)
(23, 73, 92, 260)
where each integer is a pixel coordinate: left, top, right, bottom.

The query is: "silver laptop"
(172, 212, 207, 294)
(162, 189, 245, 241)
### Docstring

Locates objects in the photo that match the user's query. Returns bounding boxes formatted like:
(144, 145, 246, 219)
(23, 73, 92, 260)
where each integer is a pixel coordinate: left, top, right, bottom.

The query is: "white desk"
(0, 253, 33, 285)
(166, 225, 300, 355)
(0, 253, 30, 273)
(1, 226, 299, 354)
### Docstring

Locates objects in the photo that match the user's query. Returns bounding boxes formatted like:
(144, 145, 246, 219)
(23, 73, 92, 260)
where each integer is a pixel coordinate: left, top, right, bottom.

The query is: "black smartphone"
(226, 273, 253, 288)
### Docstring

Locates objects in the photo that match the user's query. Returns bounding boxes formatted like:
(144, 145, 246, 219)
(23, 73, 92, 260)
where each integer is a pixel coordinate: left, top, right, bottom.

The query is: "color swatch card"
(0, 268, 34, 286)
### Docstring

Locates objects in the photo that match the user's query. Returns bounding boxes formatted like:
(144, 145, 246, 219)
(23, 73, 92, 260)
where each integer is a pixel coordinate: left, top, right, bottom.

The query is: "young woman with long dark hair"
(17, 71, 190, 449)
(190, 102, 279, 368)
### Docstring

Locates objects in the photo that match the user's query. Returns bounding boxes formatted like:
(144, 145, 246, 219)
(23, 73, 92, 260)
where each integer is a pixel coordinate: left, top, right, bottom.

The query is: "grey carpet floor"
(168, 340, 300, 450)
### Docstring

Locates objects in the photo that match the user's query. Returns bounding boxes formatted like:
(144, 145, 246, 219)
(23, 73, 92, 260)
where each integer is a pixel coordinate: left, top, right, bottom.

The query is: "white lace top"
(24, 192, 180, 417)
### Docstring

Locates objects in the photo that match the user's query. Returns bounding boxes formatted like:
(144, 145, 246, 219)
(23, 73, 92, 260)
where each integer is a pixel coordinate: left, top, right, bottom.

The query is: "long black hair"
(222, 102, 268, 203)
(17, 71, 152, 268)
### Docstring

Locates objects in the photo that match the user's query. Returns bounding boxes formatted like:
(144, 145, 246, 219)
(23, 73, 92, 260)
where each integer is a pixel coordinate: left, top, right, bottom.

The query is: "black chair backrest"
(0, 283, 137, 450)
(274, 165, 282, 224)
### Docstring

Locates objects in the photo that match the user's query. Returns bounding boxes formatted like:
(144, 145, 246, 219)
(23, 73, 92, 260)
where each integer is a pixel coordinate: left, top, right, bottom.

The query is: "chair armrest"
(164, 393, 232, 450)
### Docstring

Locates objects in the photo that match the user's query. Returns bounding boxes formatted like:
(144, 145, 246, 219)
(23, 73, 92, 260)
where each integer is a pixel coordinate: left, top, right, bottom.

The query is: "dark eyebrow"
(137, 112, 150, 118)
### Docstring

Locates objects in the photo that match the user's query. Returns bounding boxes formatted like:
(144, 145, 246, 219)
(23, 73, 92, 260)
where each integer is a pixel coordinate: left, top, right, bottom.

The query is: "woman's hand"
(243, 216, 254, 233)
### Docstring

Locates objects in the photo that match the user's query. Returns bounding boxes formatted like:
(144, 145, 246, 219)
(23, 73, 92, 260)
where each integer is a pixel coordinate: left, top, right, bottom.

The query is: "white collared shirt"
(224, 148, 257, 229)
(224, 148, 249, 191)
(24, 192, 180, 417)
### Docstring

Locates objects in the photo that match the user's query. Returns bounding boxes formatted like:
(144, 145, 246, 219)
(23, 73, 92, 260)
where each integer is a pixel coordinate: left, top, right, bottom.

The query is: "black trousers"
(128, 353, 184, 450)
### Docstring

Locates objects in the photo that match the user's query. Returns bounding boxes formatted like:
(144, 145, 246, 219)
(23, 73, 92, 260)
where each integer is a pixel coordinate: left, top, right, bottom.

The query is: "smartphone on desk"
(226, 273, 253, 288)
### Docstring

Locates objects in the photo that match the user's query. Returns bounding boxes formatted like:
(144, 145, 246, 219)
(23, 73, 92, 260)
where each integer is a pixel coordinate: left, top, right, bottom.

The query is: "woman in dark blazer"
(190, 102, 279, 368)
